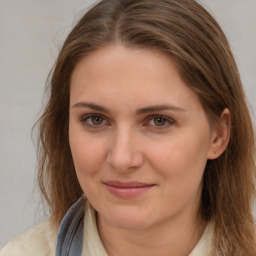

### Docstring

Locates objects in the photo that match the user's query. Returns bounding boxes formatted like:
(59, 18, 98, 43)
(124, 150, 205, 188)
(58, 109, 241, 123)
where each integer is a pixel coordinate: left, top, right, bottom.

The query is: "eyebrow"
(71, 102, 185, 114)
(71, 102, 110, 112)
(136, 105, 186, 115)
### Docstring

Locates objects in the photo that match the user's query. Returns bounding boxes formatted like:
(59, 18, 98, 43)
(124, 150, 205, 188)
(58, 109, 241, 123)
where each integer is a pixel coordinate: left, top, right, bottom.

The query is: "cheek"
(69, 131, 107, 180)
(149, 136, 208, 174)
(147, 132, 210, 193)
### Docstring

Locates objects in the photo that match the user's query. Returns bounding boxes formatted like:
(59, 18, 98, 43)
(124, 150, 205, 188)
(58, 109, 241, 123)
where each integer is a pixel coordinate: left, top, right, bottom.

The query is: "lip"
(103, 181, 155, 199)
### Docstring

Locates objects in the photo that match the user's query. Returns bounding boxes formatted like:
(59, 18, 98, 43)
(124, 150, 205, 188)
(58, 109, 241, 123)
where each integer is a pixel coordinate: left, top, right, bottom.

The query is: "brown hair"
(37, 0, 256, 254)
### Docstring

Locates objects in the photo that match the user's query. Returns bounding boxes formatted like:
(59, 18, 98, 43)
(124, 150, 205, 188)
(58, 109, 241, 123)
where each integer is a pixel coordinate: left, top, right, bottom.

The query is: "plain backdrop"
(0, 0, 256, 248)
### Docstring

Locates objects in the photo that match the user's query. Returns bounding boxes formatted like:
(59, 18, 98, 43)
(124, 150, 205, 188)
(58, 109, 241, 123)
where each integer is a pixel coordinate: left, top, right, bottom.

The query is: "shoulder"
(0, 219, 58, 256)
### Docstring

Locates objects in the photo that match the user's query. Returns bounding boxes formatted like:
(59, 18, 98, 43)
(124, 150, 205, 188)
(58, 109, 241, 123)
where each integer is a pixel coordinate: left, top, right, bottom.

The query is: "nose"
(107, 128, 144, 172)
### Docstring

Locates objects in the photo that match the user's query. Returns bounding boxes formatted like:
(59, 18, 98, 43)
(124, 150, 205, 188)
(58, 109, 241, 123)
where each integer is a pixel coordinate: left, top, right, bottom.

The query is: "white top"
(1, 202, 213, 256)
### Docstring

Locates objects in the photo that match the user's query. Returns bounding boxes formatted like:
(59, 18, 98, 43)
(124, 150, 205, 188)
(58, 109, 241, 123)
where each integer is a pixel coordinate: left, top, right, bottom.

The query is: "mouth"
(103, 181, 155, 199)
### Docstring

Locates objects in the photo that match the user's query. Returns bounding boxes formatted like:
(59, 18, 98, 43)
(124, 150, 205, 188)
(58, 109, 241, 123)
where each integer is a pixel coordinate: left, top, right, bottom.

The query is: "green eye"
(91, 116, 104, 125)
(146, 115, 174, 129)
(81, 114, 107, 128)
(153, 117, 167, 126)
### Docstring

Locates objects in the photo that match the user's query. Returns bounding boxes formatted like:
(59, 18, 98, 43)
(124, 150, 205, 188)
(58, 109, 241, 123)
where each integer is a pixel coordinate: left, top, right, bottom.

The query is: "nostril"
(106, 148, 144, 172)
(106, 130, 144, 172)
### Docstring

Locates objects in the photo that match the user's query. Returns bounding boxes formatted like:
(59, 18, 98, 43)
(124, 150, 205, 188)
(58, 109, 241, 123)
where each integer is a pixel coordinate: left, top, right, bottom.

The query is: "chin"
(110, 216, 150, 230)
(100, 205, 152, 230)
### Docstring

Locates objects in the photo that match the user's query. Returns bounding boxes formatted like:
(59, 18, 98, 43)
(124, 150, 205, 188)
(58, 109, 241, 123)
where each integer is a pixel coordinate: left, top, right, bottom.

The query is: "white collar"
(82, 201, 213, 256)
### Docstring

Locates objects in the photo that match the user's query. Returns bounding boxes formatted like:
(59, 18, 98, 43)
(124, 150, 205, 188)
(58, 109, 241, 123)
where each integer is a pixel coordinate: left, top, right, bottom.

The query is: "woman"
(1, 0, 255, 255)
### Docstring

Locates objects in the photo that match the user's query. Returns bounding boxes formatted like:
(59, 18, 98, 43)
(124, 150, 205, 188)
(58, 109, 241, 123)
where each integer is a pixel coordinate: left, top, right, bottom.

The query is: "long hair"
(37, 0, 256, 254)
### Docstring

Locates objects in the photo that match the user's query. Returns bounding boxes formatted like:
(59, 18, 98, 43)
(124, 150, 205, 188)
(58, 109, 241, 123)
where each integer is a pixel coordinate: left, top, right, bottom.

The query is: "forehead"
(70, 44, 204, 114)
(71, 45, 175, 85)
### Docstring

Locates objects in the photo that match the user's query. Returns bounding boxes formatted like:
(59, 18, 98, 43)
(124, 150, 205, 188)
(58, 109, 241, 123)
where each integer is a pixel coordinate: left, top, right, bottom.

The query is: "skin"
(69, 45, 230, 256)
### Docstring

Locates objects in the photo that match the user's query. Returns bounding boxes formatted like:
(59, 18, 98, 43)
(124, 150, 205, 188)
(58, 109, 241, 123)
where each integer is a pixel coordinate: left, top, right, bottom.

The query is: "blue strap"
(55, 197, 85, 256)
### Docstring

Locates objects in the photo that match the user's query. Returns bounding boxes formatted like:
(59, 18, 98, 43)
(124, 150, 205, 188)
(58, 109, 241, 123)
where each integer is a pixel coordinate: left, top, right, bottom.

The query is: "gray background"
(0, 0, 256, 249)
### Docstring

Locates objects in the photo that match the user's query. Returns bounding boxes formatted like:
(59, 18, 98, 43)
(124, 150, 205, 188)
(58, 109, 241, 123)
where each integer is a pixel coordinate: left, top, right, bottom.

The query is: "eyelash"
(80, 113, 109, 128)
(145, 114, 175, 128)
(80, 113, 175, 129)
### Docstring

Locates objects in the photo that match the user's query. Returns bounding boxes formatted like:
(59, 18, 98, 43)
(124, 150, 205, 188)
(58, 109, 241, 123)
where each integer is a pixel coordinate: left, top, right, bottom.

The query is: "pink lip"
(103, 181, 155, 199)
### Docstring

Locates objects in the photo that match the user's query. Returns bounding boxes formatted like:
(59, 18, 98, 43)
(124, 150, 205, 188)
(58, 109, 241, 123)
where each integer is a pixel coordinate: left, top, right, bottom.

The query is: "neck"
(97, 212, 206, 256)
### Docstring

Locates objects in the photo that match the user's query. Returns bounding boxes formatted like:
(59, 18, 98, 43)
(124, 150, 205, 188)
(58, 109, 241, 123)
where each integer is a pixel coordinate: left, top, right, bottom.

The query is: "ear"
(207, 108, 231, 160)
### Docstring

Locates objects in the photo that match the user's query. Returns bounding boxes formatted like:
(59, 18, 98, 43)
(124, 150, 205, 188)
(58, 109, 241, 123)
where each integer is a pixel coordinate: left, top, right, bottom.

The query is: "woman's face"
(69, 45, 217, 230)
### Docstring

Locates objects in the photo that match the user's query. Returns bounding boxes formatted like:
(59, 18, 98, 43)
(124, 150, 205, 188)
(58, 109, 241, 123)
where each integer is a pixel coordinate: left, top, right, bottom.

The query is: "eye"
(146, 115, 174, 128)
(90, 116, 104, 125)
(152, 117, 168, 126)
(81, 114, 108, 128)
